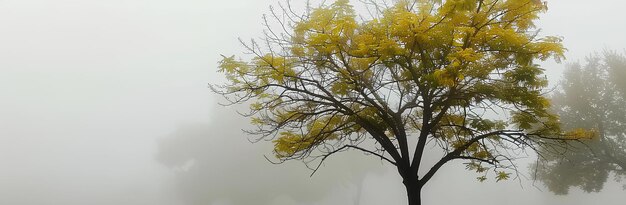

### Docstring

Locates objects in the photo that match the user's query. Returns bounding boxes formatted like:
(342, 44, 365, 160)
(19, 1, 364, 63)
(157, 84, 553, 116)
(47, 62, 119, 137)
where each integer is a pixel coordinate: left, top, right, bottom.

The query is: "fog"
(1, 0, 625, 204)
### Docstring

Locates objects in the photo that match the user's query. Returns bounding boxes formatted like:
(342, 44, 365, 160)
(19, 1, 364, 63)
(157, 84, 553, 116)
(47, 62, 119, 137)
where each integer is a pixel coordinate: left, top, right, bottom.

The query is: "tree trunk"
(404, 180, 421, 205)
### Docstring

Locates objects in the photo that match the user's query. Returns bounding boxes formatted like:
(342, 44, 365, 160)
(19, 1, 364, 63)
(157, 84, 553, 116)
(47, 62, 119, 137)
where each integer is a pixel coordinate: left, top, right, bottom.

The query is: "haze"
(1, 0, 625, 204)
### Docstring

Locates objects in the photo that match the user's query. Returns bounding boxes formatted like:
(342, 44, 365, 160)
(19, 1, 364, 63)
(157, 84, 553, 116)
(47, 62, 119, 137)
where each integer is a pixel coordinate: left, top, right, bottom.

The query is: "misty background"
(1, 0, 625, 204)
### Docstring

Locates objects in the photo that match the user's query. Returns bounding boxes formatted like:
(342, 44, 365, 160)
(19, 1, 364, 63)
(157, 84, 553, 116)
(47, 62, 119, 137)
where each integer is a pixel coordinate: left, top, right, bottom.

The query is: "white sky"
(0, 0, 625, 204)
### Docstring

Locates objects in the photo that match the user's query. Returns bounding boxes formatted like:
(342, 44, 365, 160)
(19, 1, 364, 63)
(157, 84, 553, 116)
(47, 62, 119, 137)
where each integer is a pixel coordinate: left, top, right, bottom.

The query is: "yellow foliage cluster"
(565, 128, 599, 140)
(273, 115, 346, 157)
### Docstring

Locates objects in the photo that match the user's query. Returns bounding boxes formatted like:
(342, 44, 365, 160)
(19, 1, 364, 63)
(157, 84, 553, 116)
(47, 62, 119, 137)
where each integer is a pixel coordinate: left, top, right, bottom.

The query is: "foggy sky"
(1, 0, 625, 204)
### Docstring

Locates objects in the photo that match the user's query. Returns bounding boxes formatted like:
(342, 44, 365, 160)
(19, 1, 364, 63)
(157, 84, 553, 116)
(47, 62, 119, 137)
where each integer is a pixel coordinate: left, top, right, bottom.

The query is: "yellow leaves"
(477, 176, 488, 182)
(434, 68, 464, 87)
(379, 39, 406, 57)
(452, 139, 493, 160)
(353, 106, 389, 131)
(470, 119, 507, 132)
(217, 0, 567, 164)
(250, 102, 263, 110)
(437, 48, 484, 84)
(486, 27, 529, 48)
(434, 114, 472, 139)
(467, 161, 488, 173)
(218, 55, 250, 88)
(327, 57, 375, 95)
(469, 161, 511, 182)
(510, 110, 561, 136)
(350, 57, 377, 72)
(273, 114, 346, 158)
(504, 64, 548, 89)
(307, 34, 339, 54)
(454, 48, 483, 62)
(532, 36, 566, 62)
(332, 0, 351, 8)
(388, 9, 420, 39)
(291, 45, 306, 57)
(218, 54, 298, 94)
(273, 132, 313, 157)
(496, 171, 511, 182)
(275, 110, 303, 124)
(441, 114, 466, 125)
(511, 111, 537, 130)
(288, 0, 559, 76)
(330, 81, 352, 95)
(307, 116, 342, 140)
(379, 4, 434, 49)
(473, 150, 491, 159)
(500, 0, 545, 30)
(218, 55, 249, 76)
(293, 0, 357, 55)
(474, 171, 510, 182)
(349, 21, 405, 58)
(442, 0, 478, 12)
(565, 128, 599, 140)
(254, 55, 296, 84)
(438, 0, 476, 26)
(250, 117, 264, 125)
(451, 139, 467, 149)
(537, 96, 551, 108)
(350, 33, 378, 56)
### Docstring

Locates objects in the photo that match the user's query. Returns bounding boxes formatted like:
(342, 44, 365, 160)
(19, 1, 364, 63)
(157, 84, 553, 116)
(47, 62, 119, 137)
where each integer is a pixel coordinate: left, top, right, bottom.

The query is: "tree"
(212, 0, 574, 204)
(534, 51, 626, 195)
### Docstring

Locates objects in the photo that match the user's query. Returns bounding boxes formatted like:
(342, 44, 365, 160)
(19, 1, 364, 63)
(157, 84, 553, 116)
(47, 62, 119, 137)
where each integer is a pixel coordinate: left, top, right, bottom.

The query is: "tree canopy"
(534, 51, 626, 195)
(212, 0, 575, 204)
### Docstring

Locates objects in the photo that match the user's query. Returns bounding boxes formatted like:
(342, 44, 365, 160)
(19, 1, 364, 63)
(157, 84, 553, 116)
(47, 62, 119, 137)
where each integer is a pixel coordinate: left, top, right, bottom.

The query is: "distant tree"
(212, 0, 578, 204)
(534, 51, 626, 194)
(156, 106, 385, 205)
